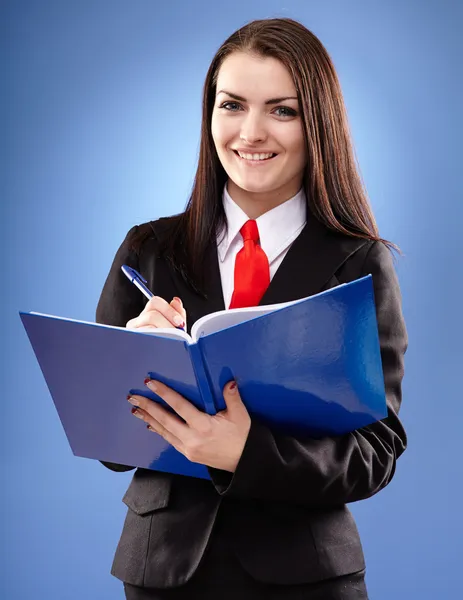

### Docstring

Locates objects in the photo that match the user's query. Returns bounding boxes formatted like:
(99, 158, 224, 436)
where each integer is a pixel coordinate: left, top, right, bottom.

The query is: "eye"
(219, 101, 243, 112)
(218, 101, 298, 117)
(273, 106, 298, 118)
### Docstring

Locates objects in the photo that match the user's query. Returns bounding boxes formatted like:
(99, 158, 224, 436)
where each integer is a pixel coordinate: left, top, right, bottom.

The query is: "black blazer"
(96, 211, 407, 589)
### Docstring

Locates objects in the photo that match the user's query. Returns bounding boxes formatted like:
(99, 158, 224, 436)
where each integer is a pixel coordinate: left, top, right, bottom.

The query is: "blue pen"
(121, 265, 185, 331)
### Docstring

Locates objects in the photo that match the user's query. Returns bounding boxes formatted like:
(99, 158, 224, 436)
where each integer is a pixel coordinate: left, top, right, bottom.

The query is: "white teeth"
(237, 151, 275, 161)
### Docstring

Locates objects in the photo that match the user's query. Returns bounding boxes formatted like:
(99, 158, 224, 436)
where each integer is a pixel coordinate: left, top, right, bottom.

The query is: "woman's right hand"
(126, 296, 187, 331)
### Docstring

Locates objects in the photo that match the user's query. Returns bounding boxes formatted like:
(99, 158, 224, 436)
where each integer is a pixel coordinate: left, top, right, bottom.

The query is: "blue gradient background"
(2, 1, 462, 598)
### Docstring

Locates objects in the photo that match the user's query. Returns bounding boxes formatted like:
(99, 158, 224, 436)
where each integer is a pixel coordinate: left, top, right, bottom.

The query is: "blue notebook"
(20, 275, 386, 480)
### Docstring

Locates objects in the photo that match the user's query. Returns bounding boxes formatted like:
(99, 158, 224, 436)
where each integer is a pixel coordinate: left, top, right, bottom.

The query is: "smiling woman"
(96, 16, 407, 600)
(211, 53, 306, 218)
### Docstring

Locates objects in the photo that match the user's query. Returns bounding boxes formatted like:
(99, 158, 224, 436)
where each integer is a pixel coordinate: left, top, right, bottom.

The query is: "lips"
(233, 150, 278, 163)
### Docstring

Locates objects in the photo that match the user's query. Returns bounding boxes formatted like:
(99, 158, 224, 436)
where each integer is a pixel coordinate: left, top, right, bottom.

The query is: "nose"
(239, 111, 267, 144)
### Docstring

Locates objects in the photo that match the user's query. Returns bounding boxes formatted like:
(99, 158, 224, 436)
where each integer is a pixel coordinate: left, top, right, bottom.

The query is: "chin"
(233, 182, 274, 196)
(229, 174, 277, 193)
(245, 183, 287, 197)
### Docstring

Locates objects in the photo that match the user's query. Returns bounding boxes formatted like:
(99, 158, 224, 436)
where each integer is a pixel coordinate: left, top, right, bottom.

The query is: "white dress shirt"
(217, 184, 307, 308)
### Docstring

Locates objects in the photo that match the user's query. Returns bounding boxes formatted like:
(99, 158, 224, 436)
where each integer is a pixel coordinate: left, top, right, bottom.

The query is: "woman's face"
(211, 51, 307, 215)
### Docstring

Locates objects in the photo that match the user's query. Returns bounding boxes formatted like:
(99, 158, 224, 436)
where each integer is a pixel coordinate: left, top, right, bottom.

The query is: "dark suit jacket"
(95, 211, 407, 589)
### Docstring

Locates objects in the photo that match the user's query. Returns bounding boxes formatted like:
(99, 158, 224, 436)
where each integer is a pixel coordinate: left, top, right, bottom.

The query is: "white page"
(190, 297, 306, 340)
(29, 280, 347, 345)
(28, 312, 193, 343)
(190, 282, 348, 341)
(135, 326, 192, 343)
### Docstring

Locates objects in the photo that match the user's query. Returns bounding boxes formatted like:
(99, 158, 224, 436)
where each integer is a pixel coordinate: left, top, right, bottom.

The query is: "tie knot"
(240, 220, 259, 243)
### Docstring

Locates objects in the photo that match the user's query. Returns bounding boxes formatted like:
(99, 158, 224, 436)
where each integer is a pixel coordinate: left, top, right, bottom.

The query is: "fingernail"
(146, 379, 157, 392)
(229, 381, 237, 391)
(132, 408, 144, 420)
(127, 395, 139, 406)
(173, 314, 184, 327)
(144, 377, 151, 386)
(173, 297, 183, 307)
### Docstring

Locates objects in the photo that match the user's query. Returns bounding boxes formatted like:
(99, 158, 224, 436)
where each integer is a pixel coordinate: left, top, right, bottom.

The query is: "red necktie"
(229, 220, 270, 309)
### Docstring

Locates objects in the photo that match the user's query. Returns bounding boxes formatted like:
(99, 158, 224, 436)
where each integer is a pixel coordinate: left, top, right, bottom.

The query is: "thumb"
(170, 296, 187, 327)
(223, 381, 243, 410)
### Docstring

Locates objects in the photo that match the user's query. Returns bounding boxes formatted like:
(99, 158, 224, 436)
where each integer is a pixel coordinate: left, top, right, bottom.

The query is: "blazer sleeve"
(95, 225, 146, 473)
(208, 241, 408, 506)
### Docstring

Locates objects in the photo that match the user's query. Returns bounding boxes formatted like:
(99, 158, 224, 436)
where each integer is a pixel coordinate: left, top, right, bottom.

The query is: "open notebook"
(20, 274, 386, 479)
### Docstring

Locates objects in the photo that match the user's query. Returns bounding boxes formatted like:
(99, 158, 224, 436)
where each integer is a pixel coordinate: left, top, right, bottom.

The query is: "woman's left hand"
(128, 379, 251, 472)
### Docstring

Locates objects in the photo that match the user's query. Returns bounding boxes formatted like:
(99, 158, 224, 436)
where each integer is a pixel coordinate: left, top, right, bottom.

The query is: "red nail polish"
(131, 407, 138, 414)
(127, 394, 132, 400)
(144, 377, 151, 386)
(230, 382, 237, 390)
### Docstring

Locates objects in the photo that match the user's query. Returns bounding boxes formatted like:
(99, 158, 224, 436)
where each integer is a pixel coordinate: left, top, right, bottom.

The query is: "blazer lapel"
(259, 212, 369, 305)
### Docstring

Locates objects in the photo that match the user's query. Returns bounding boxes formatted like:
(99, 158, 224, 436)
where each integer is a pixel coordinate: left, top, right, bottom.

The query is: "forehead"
(216, 52, 297, 99)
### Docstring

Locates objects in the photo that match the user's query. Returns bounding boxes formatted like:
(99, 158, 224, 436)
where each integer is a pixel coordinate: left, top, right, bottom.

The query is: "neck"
(226, 178, 303, 219)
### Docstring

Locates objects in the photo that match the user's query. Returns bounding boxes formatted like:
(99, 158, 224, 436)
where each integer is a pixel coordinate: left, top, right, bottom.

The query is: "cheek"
(284, 128, 306, 166)
(211, 115, 236, 150)
(211, 114, 221, 148)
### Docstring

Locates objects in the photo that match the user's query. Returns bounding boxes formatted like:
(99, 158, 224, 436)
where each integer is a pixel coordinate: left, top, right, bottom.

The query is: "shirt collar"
(217, 184, 307, 263)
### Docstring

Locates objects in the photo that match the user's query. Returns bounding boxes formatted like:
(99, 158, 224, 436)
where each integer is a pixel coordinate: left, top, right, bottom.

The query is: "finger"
(128, 393, 190, 439)
(170, 297, 187, 328)
(146, 421, 183, 449)
(142, 296, 185, 328)
(222, 381, 245, 414)
(131, 407, 183, 448)
(145, 380, 209, 430)
(126, 311, 172, 330)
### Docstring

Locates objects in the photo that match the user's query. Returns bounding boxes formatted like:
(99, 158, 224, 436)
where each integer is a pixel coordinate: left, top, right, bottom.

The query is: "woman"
(96, 17, 407, 599)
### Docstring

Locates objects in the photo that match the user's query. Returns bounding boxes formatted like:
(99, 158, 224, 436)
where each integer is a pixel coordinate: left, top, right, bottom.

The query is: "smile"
(233, 150, 278, 164)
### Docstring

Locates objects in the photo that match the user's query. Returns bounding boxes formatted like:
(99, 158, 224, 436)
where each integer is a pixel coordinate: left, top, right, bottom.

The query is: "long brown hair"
(153, 18, 396, 290)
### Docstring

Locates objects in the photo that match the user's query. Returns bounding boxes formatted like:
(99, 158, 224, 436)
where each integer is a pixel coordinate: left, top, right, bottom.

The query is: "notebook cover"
(20, 275, 385, 478)
(20, 314, 211, 479)
(198, 275, 386, 437)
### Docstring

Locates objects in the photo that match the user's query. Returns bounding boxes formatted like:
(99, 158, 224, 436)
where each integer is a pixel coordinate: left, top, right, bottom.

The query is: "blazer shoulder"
(362, 238, 397, 266)
(325, 228, 401, 289)
(322, 226, 373, 273)
(127, 213, 185, 256)
(329, 226, 399, 268)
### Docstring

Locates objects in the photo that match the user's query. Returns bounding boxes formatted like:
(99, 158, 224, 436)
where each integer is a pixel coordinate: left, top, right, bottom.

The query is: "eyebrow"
(216, 90, 298, 104)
